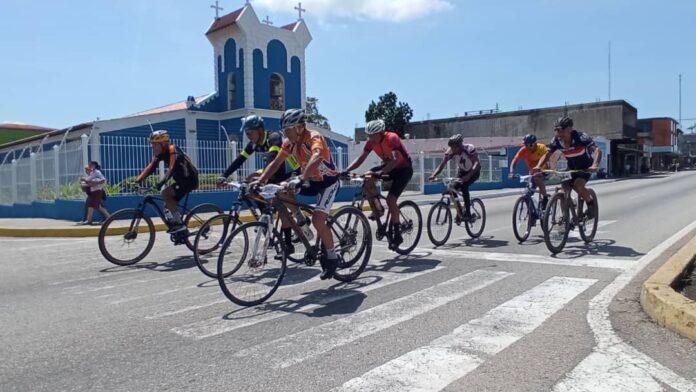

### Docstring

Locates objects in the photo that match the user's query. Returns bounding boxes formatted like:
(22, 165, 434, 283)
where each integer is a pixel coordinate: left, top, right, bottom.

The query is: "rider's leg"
(162, 186, 185, 231)
(309, 179, 340, 279)
(277, 192, 297, 252)
(572, 177, 596, 218)
(364, 177, 384, 220)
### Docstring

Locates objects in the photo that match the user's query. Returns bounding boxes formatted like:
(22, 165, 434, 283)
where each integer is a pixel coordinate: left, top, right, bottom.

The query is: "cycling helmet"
(281, 108, 305, 129)
(365, 119, 386, 135)
(448, 134, 464, 147)
(554, 116, 573, 129)
(149, 130, 170, 143)
(523, 134, 537, 145)
(240, 114, 264, 132)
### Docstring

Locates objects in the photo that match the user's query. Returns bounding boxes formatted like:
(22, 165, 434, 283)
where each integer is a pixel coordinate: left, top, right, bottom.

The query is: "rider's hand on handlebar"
(531, 167, 541, 174)
(588, 165, 599, 173)
(428, 175, 436, 182)
(507, 172, 515, 179)
(339, 171, 351, 180)
(216, 176, 227, 187)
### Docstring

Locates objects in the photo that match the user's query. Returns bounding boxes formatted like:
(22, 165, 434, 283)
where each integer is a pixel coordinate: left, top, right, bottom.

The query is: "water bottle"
(299, 218, 314, 241)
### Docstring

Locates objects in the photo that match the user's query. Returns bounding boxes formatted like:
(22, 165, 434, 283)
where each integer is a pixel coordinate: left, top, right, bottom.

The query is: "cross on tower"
(262, 16, 273, 26)
(294, 2, 306, 20)
(210, 0, 223, 19)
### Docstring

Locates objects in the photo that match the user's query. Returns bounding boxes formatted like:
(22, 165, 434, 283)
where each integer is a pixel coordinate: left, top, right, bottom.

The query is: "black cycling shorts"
(563, 171, 591, 187)
(371, 165, 413, 198)
(172, 179, 198, 201)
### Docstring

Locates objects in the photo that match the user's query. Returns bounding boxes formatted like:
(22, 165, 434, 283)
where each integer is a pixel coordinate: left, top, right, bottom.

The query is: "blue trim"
(253, 40, 301, 110)
(197, 39, 245, 113)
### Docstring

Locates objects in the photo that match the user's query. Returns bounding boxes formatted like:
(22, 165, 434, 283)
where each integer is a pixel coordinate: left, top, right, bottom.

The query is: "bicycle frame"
(348, 177, 395, 241)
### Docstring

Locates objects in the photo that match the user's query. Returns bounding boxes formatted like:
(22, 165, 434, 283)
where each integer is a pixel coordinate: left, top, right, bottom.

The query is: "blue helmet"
(240, 115, 264, 132)
(523, 134, 537, 146)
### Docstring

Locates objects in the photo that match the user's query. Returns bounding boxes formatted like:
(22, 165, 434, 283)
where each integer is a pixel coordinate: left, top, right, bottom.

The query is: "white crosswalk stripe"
(171, 265, 445, 339)
(233, 269, 514, 369)
(334, 276, 597, 392)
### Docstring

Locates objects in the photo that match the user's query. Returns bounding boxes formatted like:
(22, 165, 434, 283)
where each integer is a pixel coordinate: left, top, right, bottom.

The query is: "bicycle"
(511, 173, 548, 243)
(426, 177, 486, 246)
(345, 173, 422, 255)
(192, 181, 314, 278)
(216, 179, 372, 306)
(541, 170, 599, 254)
(97, 186, 223, 266)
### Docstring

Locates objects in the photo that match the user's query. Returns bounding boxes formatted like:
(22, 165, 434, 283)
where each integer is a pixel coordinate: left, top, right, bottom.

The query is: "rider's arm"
(222, 142, 254, 178)
(431, 153, 452, 178)
(135, 156, 159, 183)
(257, 141, 290, 184)
(380, 150, 404, 175)
(345, 149, 371, 173)
(509, 147, 525, 174)
(303, 141, 325, 178)
(159, 145, 177, 185)
(590, 145, 602, 170)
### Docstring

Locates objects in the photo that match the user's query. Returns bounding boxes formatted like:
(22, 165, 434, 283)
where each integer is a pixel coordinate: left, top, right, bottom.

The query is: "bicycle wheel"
(543, 193, 569, 254)
(287, 206, 314, 264)
(394, 200, 423, 255)
(217, 221, 286, 307)
(183, 203, 224, 251)
(427, 201, 452, 247)
(512, 196, 532, 243)
(579, 189, 599, 243)
(98, 209, 155, 266)
(193, 213, 238, 278)
(331, 206, 372, 282)
(465, 198, 486, 238)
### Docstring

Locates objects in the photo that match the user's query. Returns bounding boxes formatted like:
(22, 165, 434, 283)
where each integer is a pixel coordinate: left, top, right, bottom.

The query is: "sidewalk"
(0, 174, 654, 238)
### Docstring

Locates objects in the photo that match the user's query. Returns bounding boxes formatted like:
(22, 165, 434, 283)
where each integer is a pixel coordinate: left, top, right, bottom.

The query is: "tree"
(305, 96, 331, 130)
(365, 91, 413, 138)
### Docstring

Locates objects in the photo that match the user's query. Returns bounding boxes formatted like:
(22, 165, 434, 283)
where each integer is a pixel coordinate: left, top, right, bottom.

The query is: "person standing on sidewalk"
(79, 161, 110, 225)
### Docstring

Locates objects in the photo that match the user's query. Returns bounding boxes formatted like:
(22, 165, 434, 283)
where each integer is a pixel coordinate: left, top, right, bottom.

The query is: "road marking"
(553, 220, 696, 392)
(233, 269, 513, 369)
(171, 265, 444, 339)
(418, 246, 632, 270)
(335, 276, 597, 392)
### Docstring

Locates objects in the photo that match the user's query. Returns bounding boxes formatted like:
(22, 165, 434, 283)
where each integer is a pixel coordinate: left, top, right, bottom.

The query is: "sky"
(1, 0, 695, 136)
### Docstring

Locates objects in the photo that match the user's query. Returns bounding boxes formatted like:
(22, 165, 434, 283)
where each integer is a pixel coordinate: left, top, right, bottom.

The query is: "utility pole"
(679, 74, 682, 129)
(608, 41, 612, 101)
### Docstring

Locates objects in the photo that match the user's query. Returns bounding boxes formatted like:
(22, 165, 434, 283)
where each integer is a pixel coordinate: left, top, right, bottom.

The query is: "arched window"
(270, 73, 285, 111)
(228, 73, 236, 110)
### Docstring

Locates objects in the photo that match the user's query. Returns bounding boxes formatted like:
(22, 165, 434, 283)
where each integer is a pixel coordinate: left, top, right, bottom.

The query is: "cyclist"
(256, 109, 341, 280)
(428, 134, 481, 224)
(342, 119, 413, 248)
(135, 130, 199, 233)
(533, 116, 601, 218)
(508, 134, 550, 210)
(216, 115, 304, 253)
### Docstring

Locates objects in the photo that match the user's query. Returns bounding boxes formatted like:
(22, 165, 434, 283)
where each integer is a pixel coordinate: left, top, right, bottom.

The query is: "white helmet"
(365, 119, 386, 135)
(281, 109, 305, 129)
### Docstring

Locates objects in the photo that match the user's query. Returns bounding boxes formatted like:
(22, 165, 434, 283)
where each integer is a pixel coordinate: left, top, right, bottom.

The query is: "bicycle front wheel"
(465, 198, 486, 238)
(579, 189, 599, 243)
(394, 200, 423, 255)
(193, 213, 237, 278)
(427, 201, 452, 246)
(98, 209, 155, 266)
(331, 206, 372, 282)
(217, 221, 286, 307)
(512, 196, 532, 243)
(543, 193, 569, 254)
(183, 203, 224, 251)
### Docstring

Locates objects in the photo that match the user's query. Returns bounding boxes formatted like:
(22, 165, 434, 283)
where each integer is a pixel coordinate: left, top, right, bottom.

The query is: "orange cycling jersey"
(363, 131, 411, 169)
(279, 129, 338, 181)
(512, 143, 548, 170)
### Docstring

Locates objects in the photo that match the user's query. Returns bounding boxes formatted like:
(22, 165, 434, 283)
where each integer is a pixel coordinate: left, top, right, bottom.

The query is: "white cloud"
(251, 0, 454, 23)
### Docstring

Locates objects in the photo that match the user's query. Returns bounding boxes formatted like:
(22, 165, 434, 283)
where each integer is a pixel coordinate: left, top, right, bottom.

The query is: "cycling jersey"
(444, 143, 480, 174)
(279, 129, 338, 182)
(222, 131, 300, 182)
(548, 130, 597, 170)
(136, 144, 198, 186)
(512, 143, 548, 169)
(363, 131, 411, 169)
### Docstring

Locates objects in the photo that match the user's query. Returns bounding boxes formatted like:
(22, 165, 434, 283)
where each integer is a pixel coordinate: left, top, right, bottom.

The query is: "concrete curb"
(640, 234, 696, 341)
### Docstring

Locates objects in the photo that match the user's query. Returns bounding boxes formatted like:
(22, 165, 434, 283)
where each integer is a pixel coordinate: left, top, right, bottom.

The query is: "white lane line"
(67, 273, 187, 294)
(146, 271, 322, 319)
(109, 285, 204, 305)
(234, 270, 514, 369)
(335, 276, 597, 392)
(554, 222, 696, 391)
(553, 220, 696, 392)
(171, 266, 444, 339)
(421, 247, 632, 270)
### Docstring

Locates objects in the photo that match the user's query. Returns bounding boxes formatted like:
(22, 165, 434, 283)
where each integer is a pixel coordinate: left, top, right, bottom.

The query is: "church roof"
(206, 7, 245, 35)
(281, 21, 300, 31)
(0, 122, 55, 132)
(129, 95, 210, 117)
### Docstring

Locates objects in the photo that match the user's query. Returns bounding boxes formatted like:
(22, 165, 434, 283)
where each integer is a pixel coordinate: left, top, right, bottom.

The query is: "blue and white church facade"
(88, 3, 349, 175)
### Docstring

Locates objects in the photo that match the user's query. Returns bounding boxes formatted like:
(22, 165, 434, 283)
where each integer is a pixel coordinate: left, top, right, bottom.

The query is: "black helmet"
(523, 134, 537, 145)
(448, 134, 464, 147)
(554, 116, 573, 129)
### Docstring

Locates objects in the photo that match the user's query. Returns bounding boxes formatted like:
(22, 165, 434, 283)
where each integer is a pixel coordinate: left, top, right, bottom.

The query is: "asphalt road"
(2, 171, 696, 391)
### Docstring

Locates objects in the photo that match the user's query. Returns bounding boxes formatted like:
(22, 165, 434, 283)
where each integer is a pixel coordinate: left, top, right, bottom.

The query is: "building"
(0, 123, 55, 145)
(636, 117, 682, 171)
(356, 100, 636, 177)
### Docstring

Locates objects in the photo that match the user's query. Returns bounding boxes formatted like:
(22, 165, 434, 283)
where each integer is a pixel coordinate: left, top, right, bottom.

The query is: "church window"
(270, 73, 285, 111)
(228, 73, 237, 110)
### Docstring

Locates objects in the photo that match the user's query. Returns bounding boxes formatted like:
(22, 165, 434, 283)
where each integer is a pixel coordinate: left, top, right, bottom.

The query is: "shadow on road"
(553, 238, 644, 259)
(436, 235, 509, 249)
(100, 255, 198, 273)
